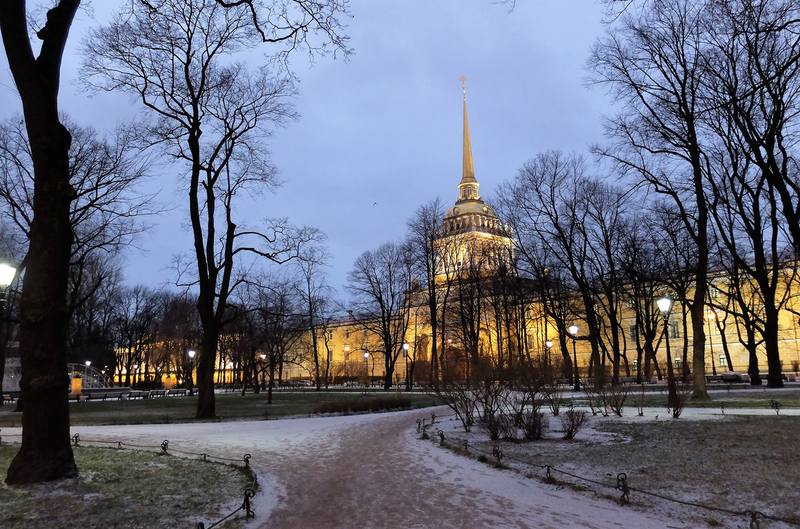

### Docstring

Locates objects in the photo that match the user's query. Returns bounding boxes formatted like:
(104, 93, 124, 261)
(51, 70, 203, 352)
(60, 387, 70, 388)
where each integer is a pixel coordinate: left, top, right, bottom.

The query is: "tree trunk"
(195, 328, 217, 418)
(1, 0, 81, 485)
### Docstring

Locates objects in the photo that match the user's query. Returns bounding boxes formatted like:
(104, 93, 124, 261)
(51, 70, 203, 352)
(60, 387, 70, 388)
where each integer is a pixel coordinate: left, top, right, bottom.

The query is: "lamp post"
(402, 342, 409, 391)
(0, 263, 16, 303)
(0, 263, 15, 396)
(705, 311, 718, 375)
(657, 296, 679, 409)
(363, 351, 370, 395)
(545, 340, 553, 368)
(568, 325, 580, 391)
(187, 349, 196, 396)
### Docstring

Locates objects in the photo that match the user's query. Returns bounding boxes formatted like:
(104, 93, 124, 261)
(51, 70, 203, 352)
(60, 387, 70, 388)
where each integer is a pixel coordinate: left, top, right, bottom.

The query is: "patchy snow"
(4, 407, 703, 528)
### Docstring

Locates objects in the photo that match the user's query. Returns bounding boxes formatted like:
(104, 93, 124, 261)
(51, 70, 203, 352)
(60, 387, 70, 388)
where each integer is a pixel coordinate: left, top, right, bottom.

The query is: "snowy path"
(26, 409, 690, 529)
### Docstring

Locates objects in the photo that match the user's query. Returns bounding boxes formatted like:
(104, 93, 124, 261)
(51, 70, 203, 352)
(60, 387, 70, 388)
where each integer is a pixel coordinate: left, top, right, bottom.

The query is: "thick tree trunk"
(5, 120, 76, 484)
(1, 0, 80, 485)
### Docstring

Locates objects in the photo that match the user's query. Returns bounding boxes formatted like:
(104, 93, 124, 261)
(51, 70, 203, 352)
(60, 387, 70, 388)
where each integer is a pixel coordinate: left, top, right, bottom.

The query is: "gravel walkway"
(19, 408, 689, 529)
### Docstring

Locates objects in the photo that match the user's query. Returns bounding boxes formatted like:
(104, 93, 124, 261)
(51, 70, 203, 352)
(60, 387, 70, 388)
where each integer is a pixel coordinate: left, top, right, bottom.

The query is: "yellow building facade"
(279, 83, 800, 385)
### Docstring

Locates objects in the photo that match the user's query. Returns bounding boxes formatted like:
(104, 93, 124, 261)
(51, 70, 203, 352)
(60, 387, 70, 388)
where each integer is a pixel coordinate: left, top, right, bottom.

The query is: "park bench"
(2, 393, 16, 405)
(166, 388, 188, 397)
(148, 389, 167, 399)
(127, 390, 145, 400)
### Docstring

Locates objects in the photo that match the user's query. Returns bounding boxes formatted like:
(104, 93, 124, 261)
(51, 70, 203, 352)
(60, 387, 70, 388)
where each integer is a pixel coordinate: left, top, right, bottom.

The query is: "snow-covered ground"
(428, 406, 800, 529)
(5, 408, 700, 528)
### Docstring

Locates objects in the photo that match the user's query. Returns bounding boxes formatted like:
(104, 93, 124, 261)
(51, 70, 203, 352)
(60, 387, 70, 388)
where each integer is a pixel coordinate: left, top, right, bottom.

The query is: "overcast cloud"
(0, 0, 612, 296)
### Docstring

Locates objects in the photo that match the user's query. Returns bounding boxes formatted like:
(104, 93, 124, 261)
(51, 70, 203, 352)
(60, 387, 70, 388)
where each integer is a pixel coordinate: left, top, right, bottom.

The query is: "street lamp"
(363, 351, 370, 394)
(568, 325, 580, 391)
(544, 340, 553, 368)
(402, 342, 410, 390)
(85, 360, 91, 367)
(657, 296, 679, 409)
(705, 310, 718, 375)
(187, 350, 196, 396)
(0, 263, 16, 290)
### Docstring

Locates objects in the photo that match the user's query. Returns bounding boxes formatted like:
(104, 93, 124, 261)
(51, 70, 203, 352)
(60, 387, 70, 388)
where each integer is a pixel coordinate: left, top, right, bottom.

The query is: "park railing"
(419, 414, 799, 529)
(0, 430, 258, 529)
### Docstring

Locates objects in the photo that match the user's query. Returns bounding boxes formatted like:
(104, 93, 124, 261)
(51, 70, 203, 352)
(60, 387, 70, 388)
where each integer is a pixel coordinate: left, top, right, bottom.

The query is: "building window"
(674, 358, 682, 369)
(719, 354, 728, 370)
(632, 359, 639, 369)
(670, 321, 680, 339)
(629, 324, 638, 340)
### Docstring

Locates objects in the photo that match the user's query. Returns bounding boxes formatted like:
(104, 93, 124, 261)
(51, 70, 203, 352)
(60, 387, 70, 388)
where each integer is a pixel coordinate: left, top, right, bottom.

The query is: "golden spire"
(460, 75, 477, 185)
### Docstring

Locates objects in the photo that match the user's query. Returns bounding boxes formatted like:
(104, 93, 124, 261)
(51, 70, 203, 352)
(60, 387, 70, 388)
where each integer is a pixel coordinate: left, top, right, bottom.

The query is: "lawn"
(616, 385, 800, 410)
(0, 444, 251, 529)
(435, 414, 800, 528)
(0, 391, 441, 427)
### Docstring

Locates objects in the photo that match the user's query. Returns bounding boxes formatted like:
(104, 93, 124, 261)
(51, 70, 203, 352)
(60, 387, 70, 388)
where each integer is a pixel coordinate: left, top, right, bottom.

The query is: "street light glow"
(363, 352, 369, 359)
(85, 360, 91, 367)
(657, 296, 673, 316)
(568, 325, 579, 336)
(402, 342, 409, 351)
(187, 350, 196, 359)
(545, 340, 553, 349)
(0, 263, 16, 288)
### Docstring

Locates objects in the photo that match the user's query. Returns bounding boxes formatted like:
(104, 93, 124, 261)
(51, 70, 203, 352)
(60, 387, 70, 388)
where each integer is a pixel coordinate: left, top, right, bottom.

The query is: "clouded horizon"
(0, 0, 612, 298)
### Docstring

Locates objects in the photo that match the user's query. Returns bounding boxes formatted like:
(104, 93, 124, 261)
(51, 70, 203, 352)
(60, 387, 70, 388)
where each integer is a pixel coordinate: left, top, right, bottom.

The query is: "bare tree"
(85, 0, 324, 418)
(112, 286, 160, 388)
(294, 242, 330, 390)
(592, 0, 713, 398)
(407, 198, 447, 388)
(347, 241, 413, 389)
(0, 0, 81, 483)
(499, 152, 605, 385)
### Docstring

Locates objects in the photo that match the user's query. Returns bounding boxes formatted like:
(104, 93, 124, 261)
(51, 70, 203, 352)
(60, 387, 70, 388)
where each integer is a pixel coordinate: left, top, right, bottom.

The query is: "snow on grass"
(0, 444, 251, 529)
(429, 407, 800, 528)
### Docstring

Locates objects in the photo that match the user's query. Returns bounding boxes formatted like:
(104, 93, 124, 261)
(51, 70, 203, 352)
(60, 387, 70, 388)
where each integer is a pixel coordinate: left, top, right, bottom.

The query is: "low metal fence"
(420, 414, 799, 529)
(0, 430, 258, 528)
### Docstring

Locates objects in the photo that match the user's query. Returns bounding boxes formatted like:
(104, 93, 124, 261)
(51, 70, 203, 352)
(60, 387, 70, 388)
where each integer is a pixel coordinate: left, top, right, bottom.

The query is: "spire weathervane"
(459, 75, 467, 99)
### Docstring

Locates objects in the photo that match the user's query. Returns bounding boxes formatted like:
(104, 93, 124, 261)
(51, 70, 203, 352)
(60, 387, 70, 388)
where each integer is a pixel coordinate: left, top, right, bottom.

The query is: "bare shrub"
(668, 384, 692, 419)
(492, 413, 517, 441)
(511, 362, 546, 427)
(604, 384, 629, 417)
(560, 405, 587, 440)
(583, 387, 606, 416)
(543, 382, 564, 416)
(521, 411, 548, 441)
(435, 381, 475, 432)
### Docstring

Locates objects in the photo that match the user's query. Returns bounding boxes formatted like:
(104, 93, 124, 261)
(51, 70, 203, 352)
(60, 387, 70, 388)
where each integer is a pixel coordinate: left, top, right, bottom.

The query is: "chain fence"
(418, 413, 799, 529)
(0, 429, 258, 528)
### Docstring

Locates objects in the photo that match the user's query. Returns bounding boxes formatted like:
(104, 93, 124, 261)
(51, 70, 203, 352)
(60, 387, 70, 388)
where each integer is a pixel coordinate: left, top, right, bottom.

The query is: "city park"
(1, 1, 800, 528)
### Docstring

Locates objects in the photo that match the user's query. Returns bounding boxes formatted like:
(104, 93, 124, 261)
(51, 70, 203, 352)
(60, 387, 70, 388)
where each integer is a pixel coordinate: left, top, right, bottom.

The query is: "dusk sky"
(0, 0, 612, 296)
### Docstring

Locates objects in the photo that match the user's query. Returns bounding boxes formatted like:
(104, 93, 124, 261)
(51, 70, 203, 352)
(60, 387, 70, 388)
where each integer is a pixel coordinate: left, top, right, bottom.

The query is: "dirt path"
(52, 408, 687, 529)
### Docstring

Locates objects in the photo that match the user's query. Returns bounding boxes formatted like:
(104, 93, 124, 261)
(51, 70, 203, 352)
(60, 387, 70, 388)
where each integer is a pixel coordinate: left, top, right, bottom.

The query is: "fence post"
(243, 488, 256, 518)
(616, 473, 630, 505)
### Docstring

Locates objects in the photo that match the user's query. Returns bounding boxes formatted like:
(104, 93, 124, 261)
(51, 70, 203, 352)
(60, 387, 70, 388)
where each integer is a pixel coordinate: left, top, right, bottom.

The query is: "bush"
(560, 406, 587, 440)
(314, 397, 412, 415)
(544, 383, 564, 416)
(521, 411, 548, 441)
(603, 384, 629, 417)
